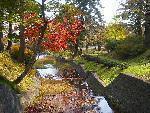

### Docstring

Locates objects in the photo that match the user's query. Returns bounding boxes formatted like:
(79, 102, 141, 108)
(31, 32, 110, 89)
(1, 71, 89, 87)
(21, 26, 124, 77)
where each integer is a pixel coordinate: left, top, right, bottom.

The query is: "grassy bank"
(0, 52, 36, 92)
(75, 50, 150, 85)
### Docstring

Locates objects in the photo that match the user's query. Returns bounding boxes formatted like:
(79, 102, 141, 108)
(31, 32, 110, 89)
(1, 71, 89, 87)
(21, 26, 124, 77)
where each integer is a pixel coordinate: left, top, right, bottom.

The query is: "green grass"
(122, 50, 150, 80)
(34, 56, 56, 69)
(76, 57, 122, 85)
(123, 63, 150, 80)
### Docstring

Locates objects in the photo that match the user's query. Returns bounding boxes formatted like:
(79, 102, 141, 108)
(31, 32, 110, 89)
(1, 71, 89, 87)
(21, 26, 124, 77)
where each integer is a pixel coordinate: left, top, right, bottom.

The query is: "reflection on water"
(37, 63, 113, 113)
(36, 54, 47, 60)
(93, 96, 113, 113)
(37, 64, 61, 80)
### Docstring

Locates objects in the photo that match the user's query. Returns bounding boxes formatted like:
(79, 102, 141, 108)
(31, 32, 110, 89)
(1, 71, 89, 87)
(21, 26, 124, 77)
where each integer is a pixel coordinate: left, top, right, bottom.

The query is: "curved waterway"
(36, 55, 113, 113)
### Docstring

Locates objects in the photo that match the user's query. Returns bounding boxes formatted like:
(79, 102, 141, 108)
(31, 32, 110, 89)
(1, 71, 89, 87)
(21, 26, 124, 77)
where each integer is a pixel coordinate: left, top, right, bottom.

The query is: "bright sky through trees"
(35, 0, 125, 24)
(101, 0, 126, 23)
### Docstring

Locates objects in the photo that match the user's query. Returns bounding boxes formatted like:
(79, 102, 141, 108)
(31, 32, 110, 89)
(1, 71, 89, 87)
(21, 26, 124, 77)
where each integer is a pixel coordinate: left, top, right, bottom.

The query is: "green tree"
(119, 0, 150, 48)
(119, 0, 145, 36)
(104, 21, 129, 52)
(65, 0, 103, 24)
(13, 0, 46, 84)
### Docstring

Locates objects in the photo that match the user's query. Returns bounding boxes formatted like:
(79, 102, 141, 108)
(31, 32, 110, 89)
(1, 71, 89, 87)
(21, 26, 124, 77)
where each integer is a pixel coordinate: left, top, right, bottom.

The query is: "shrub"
(10, 45, 34, 64)
(82, 55, 128, 69)
(116, 43, 144, 59)
(105, 39, 118, 52)
(115, 35, 145, 59)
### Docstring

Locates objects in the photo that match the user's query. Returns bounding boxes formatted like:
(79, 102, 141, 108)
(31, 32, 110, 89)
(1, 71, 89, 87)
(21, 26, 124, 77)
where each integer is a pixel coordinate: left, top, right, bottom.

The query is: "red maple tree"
(23, 13, 84, 52)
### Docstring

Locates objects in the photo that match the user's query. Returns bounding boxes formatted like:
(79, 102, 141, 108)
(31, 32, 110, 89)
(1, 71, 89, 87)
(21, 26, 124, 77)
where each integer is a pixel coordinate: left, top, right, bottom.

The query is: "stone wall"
(105, 73, 150, 113)
(86, 71, 105, 95)
(0, 84, 22, 113)
(86, 72, 150, 113)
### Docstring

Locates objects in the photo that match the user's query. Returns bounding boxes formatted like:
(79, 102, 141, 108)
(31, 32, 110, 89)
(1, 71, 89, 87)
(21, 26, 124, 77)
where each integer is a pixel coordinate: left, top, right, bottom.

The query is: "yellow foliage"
(0, 52, 36, 92)
(10, 45, 34, 61)
(105, 22, 129, 40)
(39, 79, 74, 96)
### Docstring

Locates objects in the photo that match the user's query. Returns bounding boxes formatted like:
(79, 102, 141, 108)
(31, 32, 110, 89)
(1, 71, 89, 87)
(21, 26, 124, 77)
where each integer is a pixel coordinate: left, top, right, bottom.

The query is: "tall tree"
(17, 0, 41, 62)
(144, 0, 150, 48)
(56, 4, 84, 57)
(119, 0, 145, 36)
(13, 1, 84, 84)
(17, 0, 26, 62)
(65, 0, 103, 24)
(65, 0, 103, 55)
(119, 0, 150, 48)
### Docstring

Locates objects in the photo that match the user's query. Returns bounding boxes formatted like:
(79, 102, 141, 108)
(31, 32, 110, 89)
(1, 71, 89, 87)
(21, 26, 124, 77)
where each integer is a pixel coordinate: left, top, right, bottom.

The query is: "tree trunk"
(0, 22, 4, 52)
(13, 65, 32, 84)
(6, 40, 12, 50)
(86, 43, 88, 50)
(135, 15, 142, 37)
(36, 0, 47, 53)
(13, 58, 35, 84)
(72, 39, 79, 58)
(144, 0, 150, 48)
(18, 25, 25, 62)
(135, 1, 143, 37)
(6, 22, 12, 50)
(13, 0, 47, 84)
(98, 44, 101, 51)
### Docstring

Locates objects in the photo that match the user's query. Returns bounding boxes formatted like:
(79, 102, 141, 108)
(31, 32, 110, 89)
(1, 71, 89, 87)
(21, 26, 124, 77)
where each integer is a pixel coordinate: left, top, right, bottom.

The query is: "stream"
(36, 55, 114, 113)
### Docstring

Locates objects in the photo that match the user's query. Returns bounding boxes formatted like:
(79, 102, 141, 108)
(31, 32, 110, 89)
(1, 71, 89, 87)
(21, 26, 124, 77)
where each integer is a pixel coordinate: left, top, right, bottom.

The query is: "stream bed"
(36, 60, 114, 113)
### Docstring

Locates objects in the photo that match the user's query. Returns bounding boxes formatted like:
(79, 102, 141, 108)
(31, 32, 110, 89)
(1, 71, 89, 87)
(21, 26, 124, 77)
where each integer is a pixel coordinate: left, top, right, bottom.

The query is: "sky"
(35, 0, 125, 24)
(101, 0, 125, 23)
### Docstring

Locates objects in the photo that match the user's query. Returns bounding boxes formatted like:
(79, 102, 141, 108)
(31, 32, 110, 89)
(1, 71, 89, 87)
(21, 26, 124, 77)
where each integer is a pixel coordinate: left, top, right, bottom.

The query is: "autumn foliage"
(24, 12, 84, 52)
